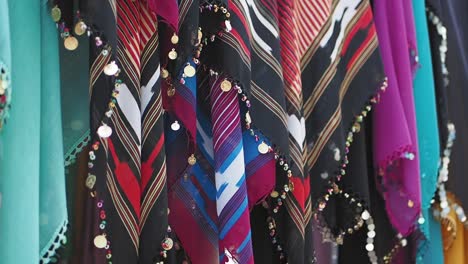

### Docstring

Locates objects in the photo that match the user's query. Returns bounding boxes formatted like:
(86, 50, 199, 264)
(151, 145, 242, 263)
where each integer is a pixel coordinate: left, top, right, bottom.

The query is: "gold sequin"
(407, 200, 414, 208)
(220, 79, 232, 92)
(188, 154, 197, 165)
(168, 49, 178, 60)
(94, 235, 107, 249)
(51, 6, 61, 22)
(257, 142, 269, 154)
(161, 68, 169, 79)
(85, 174, 97, 189)
(171, 34, 179, 44)
(183, 64, 196, 77)
(64, 36, 79, 51)
(74, 21, 87, 36)
(270, 191, 279, 198)
(197, 29, 203, 45)
(167, 88, 175, 97)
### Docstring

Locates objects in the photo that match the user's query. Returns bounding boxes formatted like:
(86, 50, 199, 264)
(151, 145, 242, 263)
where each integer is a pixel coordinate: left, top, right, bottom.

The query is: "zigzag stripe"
(110, 108, 141, 174)
(284, 193, 306, 238)
(141, 91, 162, 145)
(106, 164, 140, 252)
(140, 160, 166, 229)
(219, 32, 251, 70)
(178, 0, 193, 28)
(90, 50, 111, 95)
(250, 81, 288, 127)
(210, 76, 253, 263)
(306, 34, 377, 168)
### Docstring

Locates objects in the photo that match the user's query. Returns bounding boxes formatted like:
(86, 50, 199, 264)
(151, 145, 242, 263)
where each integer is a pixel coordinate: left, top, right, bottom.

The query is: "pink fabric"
(373, 0, 422, 236)
(148, 0, 179, 30)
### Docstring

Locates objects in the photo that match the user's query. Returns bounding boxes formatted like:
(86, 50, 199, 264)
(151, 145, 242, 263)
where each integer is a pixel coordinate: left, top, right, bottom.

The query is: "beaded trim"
(40, 219, 69, 264)
(382, 233, 409, 264)
(49, 3, 174, 263)
(310, 78, 387, 263)
(427, 6, 468, 250)
(196, 4, 293, 260)
(0, 62, 11, 131)
(64, 130, 91, 166)
(204, 67, 291, 262)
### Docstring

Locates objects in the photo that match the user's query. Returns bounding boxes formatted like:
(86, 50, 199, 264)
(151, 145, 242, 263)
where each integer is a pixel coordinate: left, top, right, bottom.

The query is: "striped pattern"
(299, 0, 385, 242)
(277, 1, 317, 262)
(210, 76, 254, 264)
(94, 1, 169, 262)
(294, 0, 332, 57)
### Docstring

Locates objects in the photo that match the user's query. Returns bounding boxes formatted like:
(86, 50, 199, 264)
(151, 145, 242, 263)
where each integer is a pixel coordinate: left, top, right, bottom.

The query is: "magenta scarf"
(373, 0, 421, 237)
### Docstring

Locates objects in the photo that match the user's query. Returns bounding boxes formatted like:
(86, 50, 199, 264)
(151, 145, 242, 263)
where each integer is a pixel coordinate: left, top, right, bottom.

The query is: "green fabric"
(412, 0, 443, 263)
(0, 2, 67, 263)
(39, 1, 68, 262)
(0, 0, 11, 129)
(0, 1, 41, 263)
(60, 36, 90, 167)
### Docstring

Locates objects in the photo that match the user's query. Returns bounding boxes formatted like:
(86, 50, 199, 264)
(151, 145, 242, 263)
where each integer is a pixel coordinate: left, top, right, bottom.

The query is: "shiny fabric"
(373, 0, 422, 237)
(412, 0, 442, 262)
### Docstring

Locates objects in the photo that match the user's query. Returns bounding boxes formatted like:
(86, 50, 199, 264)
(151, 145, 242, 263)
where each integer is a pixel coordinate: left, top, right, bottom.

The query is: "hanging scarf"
(0, 1, 67, 263)
(303, 0, 385, 248)
(372, 0, 422, 238)
(411, 0, 442, 262)
(40, 1, 69, 262)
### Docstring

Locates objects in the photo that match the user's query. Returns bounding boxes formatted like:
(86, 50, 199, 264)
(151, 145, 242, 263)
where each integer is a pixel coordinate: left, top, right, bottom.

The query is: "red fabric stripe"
(108, 139, 141, 218)
(141, 135, 165, 192)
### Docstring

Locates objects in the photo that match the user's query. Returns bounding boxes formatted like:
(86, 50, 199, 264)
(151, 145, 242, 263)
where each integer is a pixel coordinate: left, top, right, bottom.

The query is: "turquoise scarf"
(412, 0, 443, 263)
(0, 2, 68, 263)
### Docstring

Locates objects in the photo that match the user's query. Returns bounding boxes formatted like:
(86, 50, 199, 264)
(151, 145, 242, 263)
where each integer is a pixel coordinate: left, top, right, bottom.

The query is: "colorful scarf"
(304, 0, 385, 245)
(373, 0, 422, 238)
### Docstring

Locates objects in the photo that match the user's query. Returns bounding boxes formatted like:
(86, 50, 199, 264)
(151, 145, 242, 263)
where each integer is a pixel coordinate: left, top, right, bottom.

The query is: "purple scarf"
(373, 0, 422, 237)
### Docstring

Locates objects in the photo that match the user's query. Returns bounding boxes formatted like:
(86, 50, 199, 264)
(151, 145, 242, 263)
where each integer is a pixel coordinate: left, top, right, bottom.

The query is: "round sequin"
(188, 154, 197, 165)
(171, 34, 179, 44)
(171, 121, 180, 131)
(51, 6, 61, 22)
(94, 235, 107, 249)
(197, 29, 203, 44)
(104, 61, 119, 76)
(85, 174, 97, 189)
(64, 36, 79, 51)
(183, 65, 196, 77)
(97, 124, 113, 138)
(361, 210, 370, 220)
(220, 79, 232, 92)
(74, 21, 87, 36)
(168, 49, 178, 60)
(167, 88, 175, 97)
(161, 237, 174, 251)
(161, 68, 169, 79)
(365, 243, 374, 252)
(270, 191, 279, 198)
(257, 142, 269, 154)
(418, 217, 425, 225)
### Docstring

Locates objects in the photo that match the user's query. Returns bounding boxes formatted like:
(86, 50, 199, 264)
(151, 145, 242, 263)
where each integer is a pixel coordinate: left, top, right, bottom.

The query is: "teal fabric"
(60, 36, 90, 167)
(39, 1, 68, 262)
(412, 0, 443, 263)
(0, 1, 67, 263)
(0, 0, 11, 129)
(0, 1, 41, 263)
